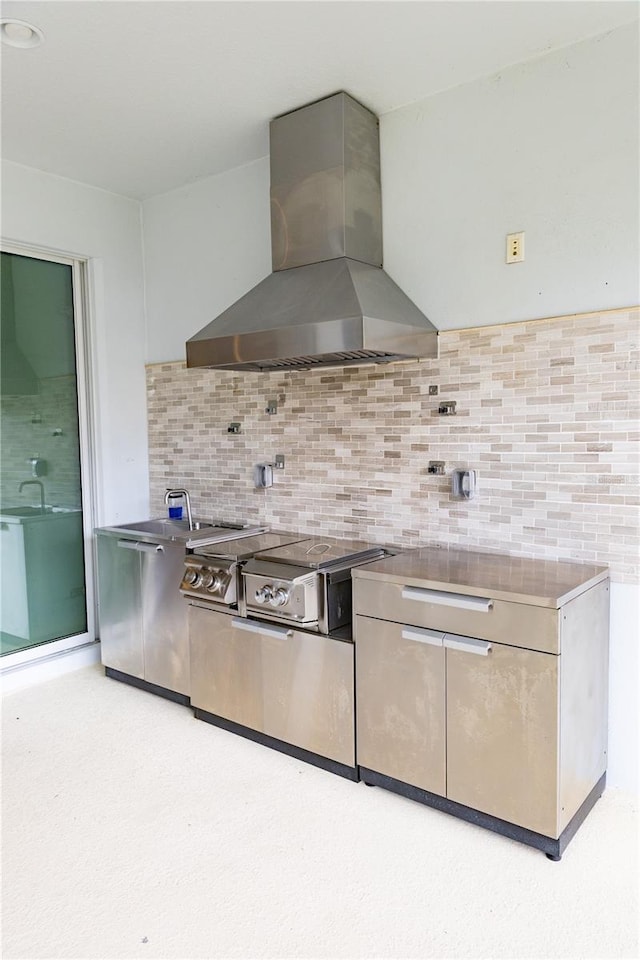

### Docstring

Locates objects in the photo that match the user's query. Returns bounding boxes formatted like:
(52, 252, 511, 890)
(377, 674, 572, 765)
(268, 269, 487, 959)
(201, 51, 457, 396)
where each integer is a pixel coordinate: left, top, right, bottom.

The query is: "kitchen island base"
(105, 667, 191, 707)
(353, 547, 610, 860)
(359, 767, 606, 860)
(194, 708, 359, 781)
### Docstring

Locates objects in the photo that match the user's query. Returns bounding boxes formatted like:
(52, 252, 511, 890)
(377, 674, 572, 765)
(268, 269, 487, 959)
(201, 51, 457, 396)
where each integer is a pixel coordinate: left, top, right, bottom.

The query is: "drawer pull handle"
(401, 627, 445, 647)
(444, 634, 492, 656)
(231, 617, 294, 639)
(401, 587, 492, 612)
(117, 539, 164, 554)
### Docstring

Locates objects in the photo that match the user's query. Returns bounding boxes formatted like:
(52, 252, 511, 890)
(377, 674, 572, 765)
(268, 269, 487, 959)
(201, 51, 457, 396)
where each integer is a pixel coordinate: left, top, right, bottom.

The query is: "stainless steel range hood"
(187, 92, 438, 372)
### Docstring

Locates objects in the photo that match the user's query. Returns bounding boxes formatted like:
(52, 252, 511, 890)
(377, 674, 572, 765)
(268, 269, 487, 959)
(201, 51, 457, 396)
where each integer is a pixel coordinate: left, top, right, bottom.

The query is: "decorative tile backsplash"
(147, 307, 639, 583)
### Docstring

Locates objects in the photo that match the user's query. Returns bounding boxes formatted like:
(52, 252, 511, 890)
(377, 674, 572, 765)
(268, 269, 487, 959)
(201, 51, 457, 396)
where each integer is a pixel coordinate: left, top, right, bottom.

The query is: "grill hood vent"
(187, 92, 438, 372)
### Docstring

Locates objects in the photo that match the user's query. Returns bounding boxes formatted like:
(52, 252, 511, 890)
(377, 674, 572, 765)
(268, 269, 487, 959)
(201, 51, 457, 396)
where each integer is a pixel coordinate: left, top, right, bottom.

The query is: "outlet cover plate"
(506, 231, 525, 263)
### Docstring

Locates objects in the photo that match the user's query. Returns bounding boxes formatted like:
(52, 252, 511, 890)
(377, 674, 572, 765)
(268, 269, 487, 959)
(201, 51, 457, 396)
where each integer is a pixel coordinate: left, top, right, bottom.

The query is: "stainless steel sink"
(97, 517, 269, 546)
(116, 518, 217, 540)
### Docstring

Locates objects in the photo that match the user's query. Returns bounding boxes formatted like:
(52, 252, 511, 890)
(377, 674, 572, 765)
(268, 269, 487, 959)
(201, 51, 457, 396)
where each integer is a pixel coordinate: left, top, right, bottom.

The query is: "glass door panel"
(0, 251, 87, 654)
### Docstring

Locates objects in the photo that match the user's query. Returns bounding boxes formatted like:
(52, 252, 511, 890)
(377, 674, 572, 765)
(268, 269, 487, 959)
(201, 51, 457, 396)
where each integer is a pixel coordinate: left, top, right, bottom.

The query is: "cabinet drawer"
(353, 579, 559, 654)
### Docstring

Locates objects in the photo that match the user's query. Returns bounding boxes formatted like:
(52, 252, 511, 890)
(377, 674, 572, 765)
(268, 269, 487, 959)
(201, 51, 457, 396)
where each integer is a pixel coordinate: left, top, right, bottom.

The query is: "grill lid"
(252, 536, 385, 569)
(194, 531, 307, 562)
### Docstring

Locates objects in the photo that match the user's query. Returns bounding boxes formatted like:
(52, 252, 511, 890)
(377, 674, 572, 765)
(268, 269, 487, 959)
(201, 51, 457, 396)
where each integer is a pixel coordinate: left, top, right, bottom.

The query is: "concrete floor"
(1, 663, 638, 960)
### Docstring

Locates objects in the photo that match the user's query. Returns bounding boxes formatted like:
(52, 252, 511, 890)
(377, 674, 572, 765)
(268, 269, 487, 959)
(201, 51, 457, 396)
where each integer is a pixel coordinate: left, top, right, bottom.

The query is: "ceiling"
(1, 1, 638, 200)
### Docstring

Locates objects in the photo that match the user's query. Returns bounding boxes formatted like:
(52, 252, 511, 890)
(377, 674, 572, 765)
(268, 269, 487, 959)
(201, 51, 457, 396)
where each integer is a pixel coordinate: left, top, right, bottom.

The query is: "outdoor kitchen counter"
(352, 543, 610, 857)
(351, 544, 608, 608)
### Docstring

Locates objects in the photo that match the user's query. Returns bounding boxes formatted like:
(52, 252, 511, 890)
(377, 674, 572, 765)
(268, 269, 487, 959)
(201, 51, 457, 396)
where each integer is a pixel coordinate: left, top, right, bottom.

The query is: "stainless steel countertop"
(95, 519, 266, 548)
(352, 544, 609, 608)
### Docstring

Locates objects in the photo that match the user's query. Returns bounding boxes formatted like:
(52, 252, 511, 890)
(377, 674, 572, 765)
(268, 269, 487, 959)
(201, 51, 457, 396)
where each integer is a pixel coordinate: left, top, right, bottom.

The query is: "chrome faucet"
(164, 488, 193, 530)
(19, 479, 45, 513)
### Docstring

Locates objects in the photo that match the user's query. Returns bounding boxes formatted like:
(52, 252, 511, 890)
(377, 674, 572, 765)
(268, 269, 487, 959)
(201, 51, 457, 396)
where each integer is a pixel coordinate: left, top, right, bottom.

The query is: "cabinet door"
(355, 614, 446, 795)
(446, 636, 559, 837)
(189, 605, 263, 729)
(97, 535, 144, 679)
(189, 607, 355, 766)
(142, 544, 189, 696)
(258, 622, 355, 766)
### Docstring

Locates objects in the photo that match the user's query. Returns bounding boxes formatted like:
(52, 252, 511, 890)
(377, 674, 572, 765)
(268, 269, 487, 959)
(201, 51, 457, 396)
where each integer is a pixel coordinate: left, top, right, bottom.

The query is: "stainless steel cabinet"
(446, 638, 559, 836)
(97, 533, 144, 679)
(189, 604, 355, 767)
(141, 543, 189, 694)
(355, 616, 445, 795)
(355, 579, 560, 652)
(97, 532, 189, 697)
(354, 575, 609, 842)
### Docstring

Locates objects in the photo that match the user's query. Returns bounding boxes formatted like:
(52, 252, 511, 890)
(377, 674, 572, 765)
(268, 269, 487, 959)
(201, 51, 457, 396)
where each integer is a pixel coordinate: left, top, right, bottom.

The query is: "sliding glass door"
(0, 249, 93, 657)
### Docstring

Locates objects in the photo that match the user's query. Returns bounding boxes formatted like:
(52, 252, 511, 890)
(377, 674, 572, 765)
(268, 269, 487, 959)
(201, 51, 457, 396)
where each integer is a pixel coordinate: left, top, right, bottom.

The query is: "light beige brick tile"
(146, 306, 640, 583)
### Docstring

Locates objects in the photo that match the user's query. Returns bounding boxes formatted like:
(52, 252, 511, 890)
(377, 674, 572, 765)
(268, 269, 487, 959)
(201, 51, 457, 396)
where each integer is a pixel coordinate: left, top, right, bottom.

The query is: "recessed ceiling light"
(1, 18, 45, 48)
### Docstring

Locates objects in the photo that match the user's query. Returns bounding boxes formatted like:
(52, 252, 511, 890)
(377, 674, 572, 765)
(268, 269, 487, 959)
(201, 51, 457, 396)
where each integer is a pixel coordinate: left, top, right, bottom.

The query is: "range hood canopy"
(187, 92, 438, 372)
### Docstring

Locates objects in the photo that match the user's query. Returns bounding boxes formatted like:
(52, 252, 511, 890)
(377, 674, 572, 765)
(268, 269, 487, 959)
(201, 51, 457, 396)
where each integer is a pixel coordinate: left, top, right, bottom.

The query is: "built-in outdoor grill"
(186, 532, 389, 780)
(180, 530, 305, 611)
(241, 536, 386, 634)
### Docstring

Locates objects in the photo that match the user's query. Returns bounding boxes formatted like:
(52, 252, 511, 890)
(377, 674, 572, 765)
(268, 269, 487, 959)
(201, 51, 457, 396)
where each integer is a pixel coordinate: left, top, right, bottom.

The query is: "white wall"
(143, 158, 271, 364)
(1, 160, 149, 525)
(142, 23, 639, 363)
(382, 23, 640, 329)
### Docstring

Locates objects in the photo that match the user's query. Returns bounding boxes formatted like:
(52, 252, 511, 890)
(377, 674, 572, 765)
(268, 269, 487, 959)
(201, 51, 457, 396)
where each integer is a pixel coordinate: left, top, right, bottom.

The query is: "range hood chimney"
(187, 92, 438, 372)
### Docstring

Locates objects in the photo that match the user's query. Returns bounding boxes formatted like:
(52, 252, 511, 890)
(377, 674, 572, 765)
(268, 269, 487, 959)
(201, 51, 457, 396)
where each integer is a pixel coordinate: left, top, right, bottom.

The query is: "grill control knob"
(202, 571, 221, 592)
(270, 588, 289, 608)
(255, 586, 272, 604)
(184, 568, 201, 586)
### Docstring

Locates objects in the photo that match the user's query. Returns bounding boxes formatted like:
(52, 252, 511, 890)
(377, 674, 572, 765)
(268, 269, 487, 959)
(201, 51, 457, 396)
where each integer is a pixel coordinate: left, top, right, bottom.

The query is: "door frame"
(0, 240, 99, 668)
